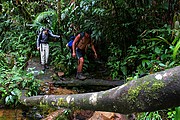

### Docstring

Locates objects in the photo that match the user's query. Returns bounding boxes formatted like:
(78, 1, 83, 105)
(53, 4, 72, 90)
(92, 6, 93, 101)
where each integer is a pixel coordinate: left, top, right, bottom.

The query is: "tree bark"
(57, 0, 63, 53)
(57, 0, 61, 27)
(20, 66, 180, 114)
(54, 79, 124, 88)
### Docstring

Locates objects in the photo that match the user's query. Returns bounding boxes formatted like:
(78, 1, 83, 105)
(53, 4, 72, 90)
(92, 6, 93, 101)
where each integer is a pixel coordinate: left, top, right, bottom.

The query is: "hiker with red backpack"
(37, 28, 61, 71)
(72, 30, 97, 80)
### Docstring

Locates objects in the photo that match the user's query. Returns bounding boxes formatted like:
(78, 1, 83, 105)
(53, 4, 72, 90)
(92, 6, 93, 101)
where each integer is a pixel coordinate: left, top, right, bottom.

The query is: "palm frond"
(33, 11, 58, 31)
(173, 39, 180, 60)
(146, 36, 171, 45)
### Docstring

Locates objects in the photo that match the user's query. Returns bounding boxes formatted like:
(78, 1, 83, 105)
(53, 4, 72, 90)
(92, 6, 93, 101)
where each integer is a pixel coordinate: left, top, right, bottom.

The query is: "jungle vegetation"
(0, 0, 180, 119)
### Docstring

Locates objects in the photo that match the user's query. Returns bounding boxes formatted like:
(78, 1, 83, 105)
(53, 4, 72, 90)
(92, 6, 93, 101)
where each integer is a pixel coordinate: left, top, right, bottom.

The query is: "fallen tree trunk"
(54, 79, 124, 87)
(20, 66, 180, 114)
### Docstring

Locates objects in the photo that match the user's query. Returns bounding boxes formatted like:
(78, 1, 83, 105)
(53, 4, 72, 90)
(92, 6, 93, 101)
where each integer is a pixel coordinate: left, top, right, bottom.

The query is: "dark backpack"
(38, 28, 50, 41)
(67, 32, 85, 52)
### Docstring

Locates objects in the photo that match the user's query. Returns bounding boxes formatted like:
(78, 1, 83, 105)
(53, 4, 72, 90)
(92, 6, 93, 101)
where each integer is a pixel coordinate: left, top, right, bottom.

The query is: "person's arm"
(72, 34, 81, 57)
(48, 30, 60, 38)
(36, 33, 41, 50)
(91, 42, 97, 58)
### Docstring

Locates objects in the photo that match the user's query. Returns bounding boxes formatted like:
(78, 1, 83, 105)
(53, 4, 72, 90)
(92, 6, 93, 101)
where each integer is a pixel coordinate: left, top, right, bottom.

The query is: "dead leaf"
(57, 72, 64, 77)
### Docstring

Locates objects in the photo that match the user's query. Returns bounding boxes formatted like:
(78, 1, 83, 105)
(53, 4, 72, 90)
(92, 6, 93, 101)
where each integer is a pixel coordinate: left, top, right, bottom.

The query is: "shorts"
(76, 48, 85, 59)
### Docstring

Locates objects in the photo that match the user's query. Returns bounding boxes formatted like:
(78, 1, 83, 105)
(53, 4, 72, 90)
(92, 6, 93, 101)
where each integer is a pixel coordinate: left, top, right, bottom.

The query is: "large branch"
(54, 79, 124, 88)
(20, 66, 180, 114)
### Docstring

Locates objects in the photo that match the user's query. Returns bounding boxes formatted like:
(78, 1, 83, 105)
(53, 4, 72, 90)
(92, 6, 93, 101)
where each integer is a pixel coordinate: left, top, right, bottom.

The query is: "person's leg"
(44, 44, 49, 69)
(77, 57, 84, 72)
(76, 49, 86, 80)
(40, 44, 45, 71)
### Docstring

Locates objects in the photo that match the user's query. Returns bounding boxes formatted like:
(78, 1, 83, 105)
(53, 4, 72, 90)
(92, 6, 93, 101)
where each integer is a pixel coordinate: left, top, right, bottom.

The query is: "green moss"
(39, 102, 51, 111)
(51, 101, 55, 106)
(102, 91, 109, 96)
(127, 80, 149, 102)
(57, 98, 68, 106)
(56, 97, 78, 110)
(128, 86, 141, 102)
(151, 80, 165, 91)
(82, 98, 87, 103)
(127, 77, 165, 105)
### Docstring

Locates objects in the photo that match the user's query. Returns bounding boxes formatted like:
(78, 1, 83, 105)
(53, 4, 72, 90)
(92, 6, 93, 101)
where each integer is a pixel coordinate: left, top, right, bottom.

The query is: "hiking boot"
(76, 72, 86, 80)
(45, 64, 49, 69)
(42, 65, 45, 71)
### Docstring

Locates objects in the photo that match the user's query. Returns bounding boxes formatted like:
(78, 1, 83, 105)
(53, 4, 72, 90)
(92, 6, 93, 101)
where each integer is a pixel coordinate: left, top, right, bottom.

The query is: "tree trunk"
(54, 79, 124, 88)
(57, 0, 61, 27)
(57, 0, 63, 53)
(20, 66, 180, 114)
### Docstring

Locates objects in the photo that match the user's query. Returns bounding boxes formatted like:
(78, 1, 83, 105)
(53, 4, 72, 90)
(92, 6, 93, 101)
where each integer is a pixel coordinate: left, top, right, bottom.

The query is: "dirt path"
(27, 57, 55, 82)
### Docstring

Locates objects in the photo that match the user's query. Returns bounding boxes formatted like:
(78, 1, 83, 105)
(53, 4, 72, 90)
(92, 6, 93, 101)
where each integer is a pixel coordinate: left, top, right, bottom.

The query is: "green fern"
(175, 107, 180, 120)
(33, 10, 58, 31)
(147, 36, 171, 45)
(173, 39, 180, 60)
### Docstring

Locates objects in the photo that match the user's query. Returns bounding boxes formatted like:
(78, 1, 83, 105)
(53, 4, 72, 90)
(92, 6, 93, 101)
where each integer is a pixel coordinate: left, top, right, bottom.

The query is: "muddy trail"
(27, 57, 56, 83)
(27, 56, 108, 82)
(26, 57, 83, 95)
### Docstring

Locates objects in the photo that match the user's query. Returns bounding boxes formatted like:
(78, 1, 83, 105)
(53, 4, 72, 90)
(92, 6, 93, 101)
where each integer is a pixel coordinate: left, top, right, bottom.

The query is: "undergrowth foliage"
(0, 52, 40, 106)
(108, 25, 180, 80)
(0, 7, 40, 106)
